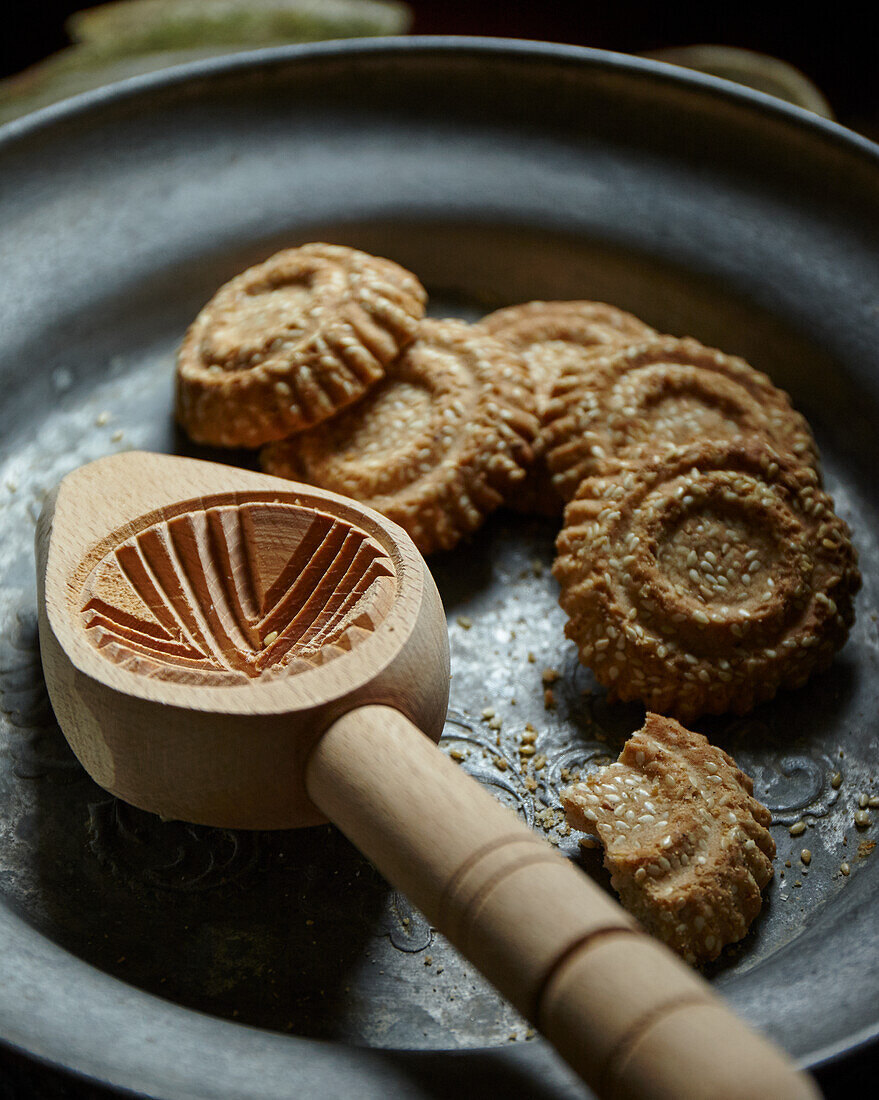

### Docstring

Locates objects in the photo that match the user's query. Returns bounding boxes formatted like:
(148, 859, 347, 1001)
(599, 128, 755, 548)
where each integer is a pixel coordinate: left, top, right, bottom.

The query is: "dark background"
(1, 2, 876, 1097)
(3, 2, 879, 137)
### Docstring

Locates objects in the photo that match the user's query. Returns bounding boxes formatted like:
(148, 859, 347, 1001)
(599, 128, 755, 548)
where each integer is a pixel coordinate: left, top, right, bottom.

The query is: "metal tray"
(1, 38, 878, 1100)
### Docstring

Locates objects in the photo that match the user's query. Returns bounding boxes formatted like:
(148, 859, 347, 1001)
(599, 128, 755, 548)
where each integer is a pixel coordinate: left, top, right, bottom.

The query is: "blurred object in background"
(0, 0, 411, 124)
(644, 45, 834, 119)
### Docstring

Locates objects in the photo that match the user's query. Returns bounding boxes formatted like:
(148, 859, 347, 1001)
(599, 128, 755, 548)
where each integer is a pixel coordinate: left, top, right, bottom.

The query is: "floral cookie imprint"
(477, 300, 657, 515)
(554, 439, 859, 720)
(176, 243, 427, 448)
(562, 713, 775, 965)
(261, 319, 538, 555)
(543, 335, 820, 502)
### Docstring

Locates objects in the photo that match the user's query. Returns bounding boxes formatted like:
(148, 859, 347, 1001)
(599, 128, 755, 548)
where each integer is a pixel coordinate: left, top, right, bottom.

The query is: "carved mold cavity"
(78, 500, 396, 684)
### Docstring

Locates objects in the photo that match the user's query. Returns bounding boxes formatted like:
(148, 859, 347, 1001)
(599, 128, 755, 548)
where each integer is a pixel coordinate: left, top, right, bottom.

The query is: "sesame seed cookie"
(554, 439, 859, 720)
(562, 712, 775, 965)
(261, 318, 538, 555)
(544, 335, 820, 501)
(478, 301, 657, 515)
(176, 243, 427, 448)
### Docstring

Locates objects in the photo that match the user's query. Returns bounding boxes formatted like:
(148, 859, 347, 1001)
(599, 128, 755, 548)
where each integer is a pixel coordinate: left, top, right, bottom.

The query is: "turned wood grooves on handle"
(306, 705, 818, 1100)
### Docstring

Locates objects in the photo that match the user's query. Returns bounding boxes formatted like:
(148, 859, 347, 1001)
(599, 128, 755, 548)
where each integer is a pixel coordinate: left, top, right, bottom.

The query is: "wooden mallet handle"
(307, 705, 818, 1100)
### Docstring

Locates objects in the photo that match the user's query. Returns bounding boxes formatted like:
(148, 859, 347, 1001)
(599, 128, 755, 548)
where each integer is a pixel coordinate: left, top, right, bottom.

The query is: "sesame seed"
(263, 631, 279, 646)
(789, 821, 806, 837)
(831, 772, 843, 789)
(800, 849, 812, 865)
(855, 810, 872, 828)
(841, 862, 851, 876)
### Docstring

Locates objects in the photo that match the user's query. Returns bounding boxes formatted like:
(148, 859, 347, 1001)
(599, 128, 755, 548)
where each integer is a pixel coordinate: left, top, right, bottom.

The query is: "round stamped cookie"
(478, 300, 656, 515)
(261, 319, 538, 554)
(544, 335, 820, 501)
(554, 439, 860, 720)
(176, 243, 427, 448)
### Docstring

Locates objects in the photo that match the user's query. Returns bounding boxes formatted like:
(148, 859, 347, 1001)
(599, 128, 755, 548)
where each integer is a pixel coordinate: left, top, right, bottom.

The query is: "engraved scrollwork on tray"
(440, 708, 536, 827)
(717, 717, 841, 825)
(375, 891, 433, 953)
(0, 598, 82, 784)
(87, 797, 262, 892)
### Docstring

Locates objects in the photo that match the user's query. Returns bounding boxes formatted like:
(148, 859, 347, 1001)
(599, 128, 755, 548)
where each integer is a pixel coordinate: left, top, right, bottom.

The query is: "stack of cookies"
(177, 243, 541, 555)
(177, 242, 858, 724)
(175, 243, 861, 965)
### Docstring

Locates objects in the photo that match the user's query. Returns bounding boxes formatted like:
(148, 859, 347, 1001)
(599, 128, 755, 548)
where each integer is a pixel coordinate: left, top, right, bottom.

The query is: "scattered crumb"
(456, 616, 472, 629)
(531, 560, 544, 577)
(527, 652, 536, 663)
(449, 748, 467, 762)
(493, 756, 508, 771)
(541, 667, 560, 685)
(488, 716, 502, 731)
(544, 688, 556, 710)
(424, 956, 432, 966)
(858, 839, 876, 860)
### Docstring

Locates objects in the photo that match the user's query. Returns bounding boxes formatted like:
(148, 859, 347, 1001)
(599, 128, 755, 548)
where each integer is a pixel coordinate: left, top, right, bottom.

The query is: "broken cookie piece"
(561, 712, 775, 964)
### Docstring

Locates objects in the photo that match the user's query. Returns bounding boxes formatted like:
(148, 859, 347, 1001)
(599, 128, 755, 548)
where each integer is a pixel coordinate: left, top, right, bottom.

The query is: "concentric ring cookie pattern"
(176, 244, 427, 448)
(554, 439, 860, 721)
(261, 318, 539, 554)
(544, 335, 821, 501)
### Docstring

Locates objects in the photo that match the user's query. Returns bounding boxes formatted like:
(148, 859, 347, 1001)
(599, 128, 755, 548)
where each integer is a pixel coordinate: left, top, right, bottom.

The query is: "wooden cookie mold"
(78, 497, 396, 685)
